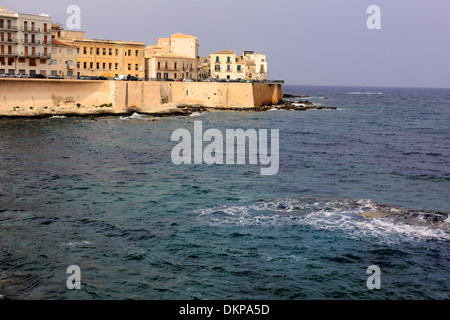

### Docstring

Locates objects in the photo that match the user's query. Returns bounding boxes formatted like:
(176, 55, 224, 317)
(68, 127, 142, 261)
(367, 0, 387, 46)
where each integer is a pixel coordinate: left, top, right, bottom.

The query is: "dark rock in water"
(283, 93, 309, 99)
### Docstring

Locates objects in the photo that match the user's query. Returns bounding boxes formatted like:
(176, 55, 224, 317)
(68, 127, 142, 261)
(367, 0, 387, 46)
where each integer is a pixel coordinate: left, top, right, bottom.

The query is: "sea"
(0, 85, 449, 300)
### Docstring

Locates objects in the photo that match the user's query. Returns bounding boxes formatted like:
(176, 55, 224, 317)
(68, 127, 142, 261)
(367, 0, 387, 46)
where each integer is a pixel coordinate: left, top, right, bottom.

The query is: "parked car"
(17, 74, 31, 78)
(48, 75, 64, 79)
(94, 76, 108, 80)
(0, 73, 16, 78)
(128, 76, 142, 81)
(33, 74, 47, 79)
(114, 75, 128, 81)
(164, 78, 175, 82)
(183, 78, 194, 82)
(80, 76, 92, 80)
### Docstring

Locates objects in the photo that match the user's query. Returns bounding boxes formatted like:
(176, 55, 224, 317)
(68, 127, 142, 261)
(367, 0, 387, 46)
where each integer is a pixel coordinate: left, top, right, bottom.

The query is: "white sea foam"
(190, 112, 208, 117)
(63, 241, 92, 247)
(195, 198, 450, 244)
(49, 115, 66, 119)
(119, 113, 147, 120)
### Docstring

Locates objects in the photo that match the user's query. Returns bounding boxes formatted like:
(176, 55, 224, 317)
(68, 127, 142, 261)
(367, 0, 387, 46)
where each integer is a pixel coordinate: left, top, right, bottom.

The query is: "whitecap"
(195, 198, 450, 244)
(119, 112, 147, 120)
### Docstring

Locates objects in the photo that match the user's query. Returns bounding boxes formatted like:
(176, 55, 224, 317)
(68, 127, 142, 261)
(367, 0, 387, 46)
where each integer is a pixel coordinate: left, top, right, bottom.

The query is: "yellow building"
(53, 25, 145, 79)
(170, 33, 198, 59)
(145, 37, 171, 56)
(74, 38, 145, 78)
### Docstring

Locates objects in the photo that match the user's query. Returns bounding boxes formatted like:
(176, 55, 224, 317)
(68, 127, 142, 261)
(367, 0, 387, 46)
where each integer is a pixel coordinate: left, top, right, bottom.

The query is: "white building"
(0, 6, 52, 76)
(242, 51, 267, 81)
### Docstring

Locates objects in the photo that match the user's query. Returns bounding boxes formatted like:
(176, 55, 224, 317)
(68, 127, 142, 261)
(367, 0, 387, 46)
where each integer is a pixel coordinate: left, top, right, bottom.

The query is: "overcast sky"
(2, 0, 449, 87)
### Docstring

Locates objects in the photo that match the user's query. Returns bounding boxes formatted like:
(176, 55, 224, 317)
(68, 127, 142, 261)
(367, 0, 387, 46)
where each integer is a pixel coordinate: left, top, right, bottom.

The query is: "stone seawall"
(0, 79, 282, 117)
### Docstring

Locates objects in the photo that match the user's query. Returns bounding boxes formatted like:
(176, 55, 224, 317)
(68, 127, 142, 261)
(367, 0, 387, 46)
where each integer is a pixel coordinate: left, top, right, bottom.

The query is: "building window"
(135, 50, 138, 57)
(156, 73, 161, 79)
(83, 62, 87, 69)
(115, 49, 119, 56)
(135, 64, 138, 71)
(237, 65, 241, 71)
(128, 49, 131, 56)
(164, 73, 168, 79)
(83, 47, 87, 54)
(90, 62, 93, 69)
(215, 65, 220, 71)
(90, 48, 93, 55)
(103, 48, 106, 55)
(96, 62, 100, 69)
(227, 65, 231, 71)
(103, 63, 106, 69)
(215, 56, 219, 63)
(157, 62, 161, 70)
(174, 63, 177, 70)
(227, 56, 231, 63)
(96, 48, 100, 55)
(115, 63, 118, 70)
(174, 73, 177, 79)
(109, 48, 112, 56)
(128, 64, 131, 70)
(109, 63, 112, 69)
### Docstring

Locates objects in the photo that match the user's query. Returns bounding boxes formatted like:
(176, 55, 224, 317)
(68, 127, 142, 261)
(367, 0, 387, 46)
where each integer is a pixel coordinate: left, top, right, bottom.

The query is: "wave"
(119, 113, 147, 120)
(190, 111, 208, 117)
(49, 115, 66, 119)
(195, 197, 449, 243)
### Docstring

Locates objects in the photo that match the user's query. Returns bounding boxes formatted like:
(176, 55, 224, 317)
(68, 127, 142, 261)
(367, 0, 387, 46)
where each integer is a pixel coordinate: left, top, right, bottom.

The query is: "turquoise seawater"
(0, 85, 449, 300)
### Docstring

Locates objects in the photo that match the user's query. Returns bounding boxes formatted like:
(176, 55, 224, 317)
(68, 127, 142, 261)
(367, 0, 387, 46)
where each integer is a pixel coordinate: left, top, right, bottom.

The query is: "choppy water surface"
(0, 85, 449, 300)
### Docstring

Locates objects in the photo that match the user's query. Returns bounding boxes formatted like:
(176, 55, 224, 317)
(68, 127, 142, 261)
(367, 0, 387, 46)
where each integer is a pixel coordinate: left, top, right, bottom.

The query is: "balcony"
(21, 27, 41, 33)
(0, 51, 19, 57)
(19, 52, 51, 58)
(0, 38, 19, 44)
(21, 39, 41, 45)
(157, 66, 178, 72)
(0, 25, 18, 31)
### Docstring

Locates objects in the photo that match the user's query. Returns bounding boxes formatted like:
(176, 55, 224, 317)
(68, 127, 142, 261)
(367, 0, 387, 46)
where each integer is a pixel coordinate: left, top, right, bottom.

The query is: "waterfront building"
(242, 51, 267, 81)
(170, 33, 199, 59)
(145, 52, 198, 81)
(197, 56, 210, 80)
(209, 50, 268, 81)
(145, 33, 199, 80)
(53, 24, 145, 79)
(0, 6, 52, 76)
(209, 50, 242, 80)
(49, 38, 77, 78)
